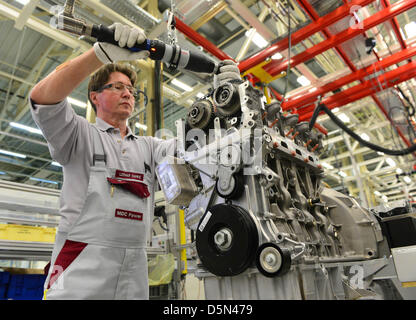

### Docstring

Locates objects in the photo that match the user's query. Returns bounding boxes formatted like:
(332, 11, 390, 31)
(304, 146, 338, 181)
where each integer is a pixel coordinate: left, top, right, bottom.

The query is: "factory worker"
(29, 21, 240, 299)
(29, 23, 174, 300)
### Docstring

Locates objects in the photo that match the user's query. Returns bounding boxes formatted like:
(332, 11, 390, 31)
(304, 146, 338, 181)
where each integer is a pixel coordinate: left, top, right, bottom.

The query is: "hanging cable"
(309, 103, 416, 156)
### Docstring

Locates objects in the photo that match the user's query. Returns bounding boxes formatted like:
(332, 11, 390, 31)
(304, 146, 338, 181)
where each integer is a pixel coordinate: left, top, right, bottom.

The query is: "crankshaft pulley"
(196, 204, 259, 276)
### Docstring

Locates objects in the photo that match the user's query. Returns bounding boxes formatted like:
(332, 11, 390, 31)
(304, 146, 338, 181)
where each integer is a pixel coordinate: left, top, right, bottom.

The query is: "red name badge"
(115, 170, 144, 181)
(115, 209, 143, 221)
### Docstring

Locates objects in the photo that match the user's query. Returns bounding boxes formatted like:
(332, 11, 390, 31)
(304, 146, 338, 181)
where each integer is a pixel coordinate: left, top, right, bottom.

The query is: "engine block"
(156, 79, 408, 300)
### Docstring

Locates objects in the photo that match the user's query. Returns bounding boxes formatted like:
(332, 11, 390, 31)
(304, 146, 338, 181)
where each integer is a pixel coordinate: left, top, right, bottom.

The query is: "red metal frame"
(381, 0, 407, 51)
(264, 0, 416, 77)
(175, 17, 233, 61)
(298, 60, 416, 121)
(282, 25, 416, 110)
(238, 0, 377, 72)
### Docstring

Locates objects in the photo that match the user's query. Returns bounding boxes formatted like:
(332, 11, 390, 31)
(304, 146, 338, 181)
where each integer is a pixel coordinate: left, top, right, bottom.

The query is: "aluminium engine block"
(156, 79, 411, 300)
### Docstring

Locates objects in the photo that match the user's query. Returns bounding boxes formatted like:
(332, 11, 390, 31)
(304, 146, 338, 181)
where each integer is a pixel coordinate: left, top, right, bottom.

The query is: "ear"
(89, 91, 99, 107)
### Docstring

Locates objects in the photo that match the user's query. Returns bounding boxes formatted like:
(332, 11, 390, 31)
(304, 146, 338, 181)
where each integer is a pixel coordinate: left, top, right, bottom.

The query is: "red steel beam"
(381, 0, 407, 50)
(264, 0, 416, 77)
(238, 0, 376, 72)
(175, 17, 233, 61)
(298, 60, 416, 121)
(282, 32, 416, 110)
(296, 0, 414, 150)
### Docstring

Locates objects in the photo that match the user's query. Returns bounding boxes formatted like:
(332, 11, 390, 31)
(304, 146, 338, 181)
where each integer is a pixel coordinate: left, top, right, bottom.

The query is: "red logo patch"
(115, 209, 143, 221)
(115, 170, 144, 181)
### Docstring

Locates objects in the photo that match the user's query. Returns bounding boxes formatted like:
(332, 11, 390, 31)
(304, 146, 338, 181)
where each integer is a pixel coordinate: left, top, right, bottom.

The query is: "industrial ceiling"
(0, 0, 415, 208)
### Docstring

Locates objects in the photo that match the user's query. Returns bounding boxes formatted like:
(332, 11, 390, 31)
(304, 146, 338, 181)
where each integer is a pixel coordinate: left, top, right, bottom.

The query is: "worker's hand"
(93, 23, 150, 64)
(213, 60, 241, 88)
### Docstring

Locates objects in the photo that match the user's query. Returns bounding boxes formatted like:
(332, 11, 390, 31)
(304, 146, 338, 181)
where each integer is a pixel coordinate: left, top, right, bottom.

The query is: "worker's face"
(91, 72, 135, 120)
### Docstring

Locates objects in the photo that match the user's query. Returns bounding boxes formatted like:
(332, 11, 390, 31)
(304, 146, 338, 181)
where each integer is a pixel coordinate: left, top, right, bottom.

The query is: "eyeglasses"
(97, 81, 138, 98)
(96, 81, 148, 106)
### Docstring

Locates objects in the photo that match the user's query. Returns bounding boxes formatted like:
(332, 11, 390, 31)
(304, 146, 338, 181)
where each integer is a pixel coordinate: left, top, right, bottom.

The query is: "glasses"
(97, 81, 138, 98)
(96, 82, 148, 106)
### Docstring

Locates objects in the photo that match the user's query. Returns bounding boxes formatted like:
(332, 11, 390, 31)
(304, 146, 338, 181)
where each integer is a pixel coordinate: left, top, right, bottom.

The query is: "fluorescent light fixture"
(386, 157, 396, 167)
(68, 97, 87, 108)
(396, 168, 403, 174)
(338, 113, 350, 123)
(135, 123, 148, 131)
(10, 122, 42, 135)
(332, 107, 340, 113)
(297, 76, 311, 86)
(245, 29, 268, 48)
(171, 78, 193, 92)
(403, 176, 412, 184)
(404, 21, 416, 39)
(360, 133, 370, 141)
(29, 177, 58, 185)
(15, 0, 30, 5)
(321, 162, 334, 170)
(0, 149, 26, 159)
(51, 161, 62, 167)
(377, 151, 384, 155)
(271, 52, 283, 60)
(374, 191, 381, 196)
(338, 170, 347, 178)
(196, 92, 205, 99)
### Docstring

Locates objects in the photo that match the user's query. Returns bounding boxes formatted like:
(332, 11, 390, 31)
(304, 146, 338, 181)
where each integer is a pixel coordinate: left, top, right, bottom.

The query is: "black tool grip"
(90, 24, 217, 74)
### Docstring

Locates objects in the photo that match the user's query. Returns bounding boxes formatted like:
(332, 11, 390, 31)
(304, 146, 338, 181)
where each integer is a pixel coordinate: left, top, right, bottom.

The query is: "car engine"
(156, 78, 412, 300)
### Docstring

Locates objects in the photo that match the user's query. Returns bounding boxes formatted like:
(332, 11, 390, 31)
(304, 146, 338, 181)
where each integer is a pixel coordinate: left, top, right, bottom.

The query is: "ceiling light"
(297, 76, 311, 86)
(308, 87, 317, 93)
(396, 168, 403, 174)
(332, 108, 340, 113)
(321, 162, 334, 170)
(403, 176, 412, 184)
(360, 133, 370, 141)
(196, 92, 205, 99)
(68, 97, 87, 108)
(377, 151, 384, 155)
(245, 29, 268, 48)
(0, 149, 26, 159)
(271, 52, 283, 60)
(338, 170, 347, 177)
(374, 191, 381, 196)
(382, 195, 388, 203)
(0, 171, 6, 175)
(386, 157, 396, 167)
(338, 113, 350, 123)
(15, 0, 30, 5)
(404, 21, 416, 39)
(10, 122, 42, 135)
(29, 177, 58, 185)
(135, 123, 148, 131)
(171, 78, 193, 92)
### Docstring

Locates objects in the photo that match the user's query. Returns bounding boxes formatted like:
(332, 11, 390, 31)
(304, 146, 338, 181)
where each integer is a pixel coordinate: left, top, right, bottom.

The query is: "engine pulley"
(255, 242, 292, 277)
(186, 99, 214, 130)
(212, 83, 241, 117)
(196, 204, 259, 276)
(215, 173, 244, 200)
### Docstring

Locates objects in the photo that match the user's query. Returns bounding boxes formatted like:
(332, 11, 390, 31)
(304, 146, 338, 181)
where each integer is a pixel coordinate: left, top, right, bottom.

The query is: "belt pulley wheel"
(215, 173, 244, 200)
(213, 83, 241, 117)
(186, 100, 214, 130)
(196, 204, 259, 276)
(255, 243, 292, 277)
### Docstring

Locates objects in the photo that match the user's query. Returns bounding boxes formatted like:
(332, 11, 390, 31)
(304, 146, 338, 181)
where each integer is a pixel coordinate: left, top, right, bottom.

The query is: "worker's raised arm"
(30, 23, 149, 105)
(30, 48, 102, 105)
